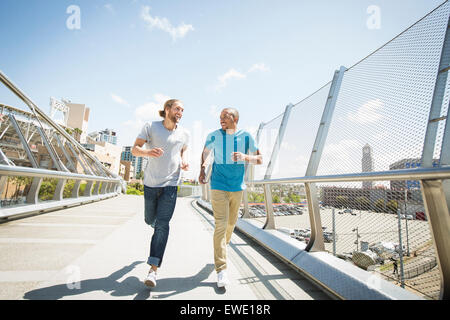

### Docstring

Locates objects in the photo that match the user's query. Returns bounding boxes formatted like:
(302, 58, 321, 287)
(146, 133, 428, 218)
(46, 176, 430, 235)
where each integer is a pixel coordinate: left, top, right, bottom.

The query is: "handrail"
(0, 164, 120, 183)
(0, 70, 117, 179)
(249, 166, 450, 185)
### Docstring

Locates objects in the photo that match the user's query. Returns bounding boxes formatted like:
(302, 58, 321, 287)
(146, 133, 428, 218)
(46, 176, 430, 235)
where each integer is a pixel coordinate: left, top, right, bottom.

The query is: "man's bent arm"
(200, 147, 212, 170)
(132, 138, 150, 157)
(246, 150, 262, 165)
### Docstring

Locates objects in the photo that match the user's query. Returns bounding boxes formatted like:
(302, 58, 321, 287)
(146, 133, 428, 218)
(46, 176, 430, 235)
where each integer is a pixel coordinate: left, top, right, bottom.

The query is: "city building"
(88, 128, 118, 145)
(121, 146, 148, 177)
(389, 158, 439, 190)
(49, 98, 90, 143)
(65, 101, 90, 143)
(320, 185, 425, 217)
(82, 137, 122, 176)
(361, 144, 374, 189)
(120, 160, 135, 182)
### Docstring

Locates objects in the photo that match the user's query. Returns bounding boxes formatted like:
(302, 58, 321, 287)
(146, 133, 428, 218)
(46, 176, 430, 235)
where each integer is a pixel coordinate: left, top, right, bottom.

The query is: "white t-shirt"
(137, 121, 189, 187)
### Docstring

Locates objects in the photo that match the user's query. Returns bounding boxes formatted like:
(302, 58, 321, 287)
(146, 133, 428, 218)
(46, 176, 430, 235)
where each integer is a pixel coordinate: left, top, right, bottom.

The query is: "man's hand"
(181, 161, 189, 171)
(148, 148, 164, 158)
(198, 167, 207, 184)
(231, 152, 247, 162)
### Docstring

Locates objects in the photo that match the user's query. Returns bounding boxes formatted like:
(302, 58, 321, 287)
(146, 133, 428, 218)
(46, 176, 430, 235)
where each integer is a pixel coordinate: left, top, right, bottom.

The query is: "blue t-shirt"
(204, 129, 258, 192)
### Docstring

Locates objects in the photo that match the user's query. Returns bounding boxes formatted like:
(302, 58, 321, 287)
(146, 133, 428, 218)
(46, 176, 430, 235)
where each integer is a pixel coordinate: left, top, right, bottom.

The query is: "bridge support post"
(53, 179, 66, 201)
(83, 181, 93, 197)
(420, 179, 450, 300)
(304, 66, 346, 252)
(262, 104, 294, 230)
(26, 178, 42, 204)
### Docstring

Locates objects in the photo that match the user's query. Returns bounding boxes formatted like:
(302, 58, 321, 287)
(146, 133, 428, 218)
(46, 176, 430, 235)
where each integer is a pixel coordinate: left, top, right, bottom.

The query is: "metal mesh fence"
(213, 1, 450, 300)
(317, 2, 450, 177)
(317, 180, 439, 299)
(254, 113, 284, 180)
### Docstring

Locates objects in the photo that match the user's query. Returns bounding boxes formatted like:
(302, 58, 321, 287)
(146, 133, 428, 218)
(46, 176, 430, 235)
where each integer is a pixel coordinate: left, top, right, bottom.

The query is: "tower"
(362, 144, 373, 189)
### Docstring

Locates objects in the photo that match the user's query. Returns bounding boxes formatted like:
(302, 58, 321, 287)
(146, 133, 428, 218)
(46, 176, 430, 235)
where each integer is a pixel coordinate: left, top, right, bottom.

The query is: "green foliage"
(38, 178, 58, 201)
(63, 180, 75, 198)
(248, 192, 264, 203)
(79, 182, 87, 196)
(355, 196, 370, 209)
(135, 171, 144, 180)
(129, 182, 144, 192)
(272, 195, 281, 203)
(336, 196, 349, 208)
(387, 200, 398, 213)
(126, 187, 144, 195)
(374, 198, 385, 212)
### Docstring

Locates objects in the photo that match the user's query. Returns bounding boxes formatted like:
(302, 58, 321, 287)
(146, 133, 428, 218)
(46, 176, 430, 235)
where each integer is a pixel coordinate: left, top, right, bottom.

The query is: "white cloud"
(319, 139, 361, 175)
(134, 94, 170, 121)
(347, 99, 384, 124)
(248, 63, 270, 73)
(111, 94, 130, 107)
(104, 4, 115, 14)
(122, 93, 169, 133)
(215, 69, 246, 91)
(141, 6, 194, 41)
(214, 63, 269, 91)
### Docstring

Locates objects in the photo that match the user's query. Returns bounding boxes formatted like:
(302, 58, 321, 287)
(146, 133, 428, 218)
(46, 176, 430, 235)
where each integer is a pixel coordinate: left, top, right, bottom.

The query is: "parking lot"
(245, 205, 433, 257)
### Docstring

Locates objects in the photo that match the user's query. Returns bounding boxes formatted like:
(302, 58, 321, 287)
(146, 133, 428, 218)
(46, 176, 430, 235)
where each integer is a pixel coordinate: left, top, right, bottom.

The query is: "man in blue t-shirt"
(199, 107, 262, 288)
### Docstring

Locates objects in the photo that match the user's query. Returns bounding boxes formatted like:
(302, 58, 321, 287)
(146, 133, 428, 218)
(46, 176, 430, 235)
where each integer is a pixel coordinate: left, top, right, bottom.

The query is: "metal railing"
(0, 70, 123, 218)
(200, 1, 450, 300)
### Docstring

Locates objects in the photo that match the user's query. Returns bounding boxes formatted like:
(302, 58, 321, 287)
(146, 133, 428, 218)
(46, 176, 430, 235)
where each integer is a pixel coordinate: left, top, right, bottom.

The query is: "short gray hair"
(222, 107, 239, 123)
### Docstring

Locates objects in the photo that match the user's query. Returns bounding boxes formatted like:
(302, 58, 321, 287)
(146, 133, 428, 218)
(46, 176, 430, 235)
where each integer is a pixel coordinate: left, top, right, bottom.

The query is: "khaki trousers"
(211, 189, 244, 273)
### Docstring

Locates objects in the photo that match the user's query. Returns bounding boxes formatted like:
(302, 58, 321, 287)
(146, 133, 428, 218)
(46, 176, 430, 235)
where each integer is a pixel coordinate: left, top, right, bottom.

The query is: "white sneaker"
(217, 270, 229, 288)
(144, 270, 157, 288)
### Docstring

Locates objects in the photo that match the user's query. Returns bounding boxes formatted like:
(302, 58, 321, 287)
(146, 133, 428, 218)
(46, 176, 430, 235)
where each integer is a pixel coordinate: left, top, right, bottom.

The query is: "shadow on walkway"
(23, 261, 220, 300)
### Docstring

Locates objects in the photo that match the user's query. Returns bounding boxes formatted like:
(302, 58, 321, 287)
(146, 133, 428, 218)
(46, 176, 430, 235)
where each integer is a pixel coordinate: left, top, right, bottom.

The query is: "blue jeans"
(144, 185, 178, 268)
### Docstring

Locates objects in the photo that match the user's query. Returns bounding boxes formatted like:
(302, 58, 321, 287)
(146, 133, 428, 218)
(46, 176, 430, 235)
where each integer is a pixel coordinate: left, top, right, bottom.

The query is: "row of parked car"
(245, 204, 306, 218)
(288, 227, 336, 243)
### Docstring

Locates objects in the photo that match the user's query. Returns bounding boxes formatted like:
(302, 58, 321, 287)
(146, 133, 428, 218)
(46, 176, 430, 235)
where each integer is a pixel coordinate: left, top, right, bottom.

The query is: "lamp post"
(352, 227, 360, 252)
(332, 207, 336, 256)
(396, 208, 406, 288)
(404, 188, 410, 257)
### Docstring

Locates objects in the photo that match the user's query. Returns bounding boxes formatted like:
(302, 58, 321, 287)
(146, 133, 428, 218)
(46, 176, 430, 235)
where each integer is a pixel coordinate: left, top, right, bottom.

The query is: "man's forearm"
(132, 145, 149, 157)
(200, 148, 211, 170)
(245, 154, 262, 165)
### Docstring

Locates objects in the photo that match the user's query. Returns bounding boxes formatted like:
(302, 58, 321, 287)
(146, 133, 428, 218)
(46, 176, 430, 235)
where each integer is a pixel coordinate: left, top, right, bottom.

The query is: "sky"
(0, 0, 446, 179)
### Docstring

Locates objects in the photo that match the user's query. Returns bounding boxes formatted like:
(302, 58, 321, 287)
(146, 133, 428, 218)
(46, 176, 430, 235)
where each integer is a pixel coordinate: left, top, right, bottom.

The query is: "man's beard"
(168, 113, 179, 123)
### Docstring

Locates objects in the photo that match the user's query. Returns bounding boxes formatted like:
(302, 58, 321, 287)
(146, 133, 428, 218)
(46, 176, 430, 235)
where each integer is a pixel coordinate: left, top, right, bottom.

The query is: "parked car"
(343, 209, 352, 213)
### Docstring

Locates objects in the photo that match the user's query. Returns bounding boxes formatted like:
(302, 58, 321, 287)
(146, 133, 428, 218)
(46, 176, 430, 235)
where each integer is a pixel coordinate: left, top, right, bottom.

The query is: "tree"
(73, 128, 83, 142)
(374, 198, 385, 213)
(272, 195, 281, 203)
(248, 192, 264, 203)
(387, 200, 398, 213)
(136, 171, 144, 180)
(355, 196, 370, 210)
(336, 196, 349, 208)
(38, 178, 58, 201)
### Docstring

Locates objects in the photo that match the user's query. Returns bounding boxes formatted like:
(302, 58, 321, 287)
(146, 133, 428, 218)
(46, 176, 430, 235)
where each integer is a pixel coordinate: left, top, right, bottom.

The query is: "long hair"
(159, 99, 181, 118)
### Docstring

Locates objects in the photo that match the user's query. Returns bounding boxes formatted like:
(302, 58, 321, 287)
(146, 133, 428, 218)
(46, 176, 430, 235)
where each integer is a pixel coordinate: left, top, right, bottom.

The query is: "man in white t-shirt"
(132, 99, 189, 288)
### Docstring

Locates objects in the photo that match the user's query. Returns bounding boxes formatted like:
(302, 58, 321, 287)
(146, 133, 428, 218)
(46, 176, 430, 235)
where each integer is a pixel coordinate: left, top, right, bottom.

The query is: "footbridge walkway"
(0, 195, 330, 300)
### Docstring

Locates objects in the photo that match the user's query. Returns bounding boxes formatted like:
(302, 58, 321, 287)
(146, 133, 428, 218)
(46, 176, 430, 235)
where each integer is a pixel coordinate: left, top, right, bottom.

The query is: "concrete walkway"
(0, 195, 329, 300)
